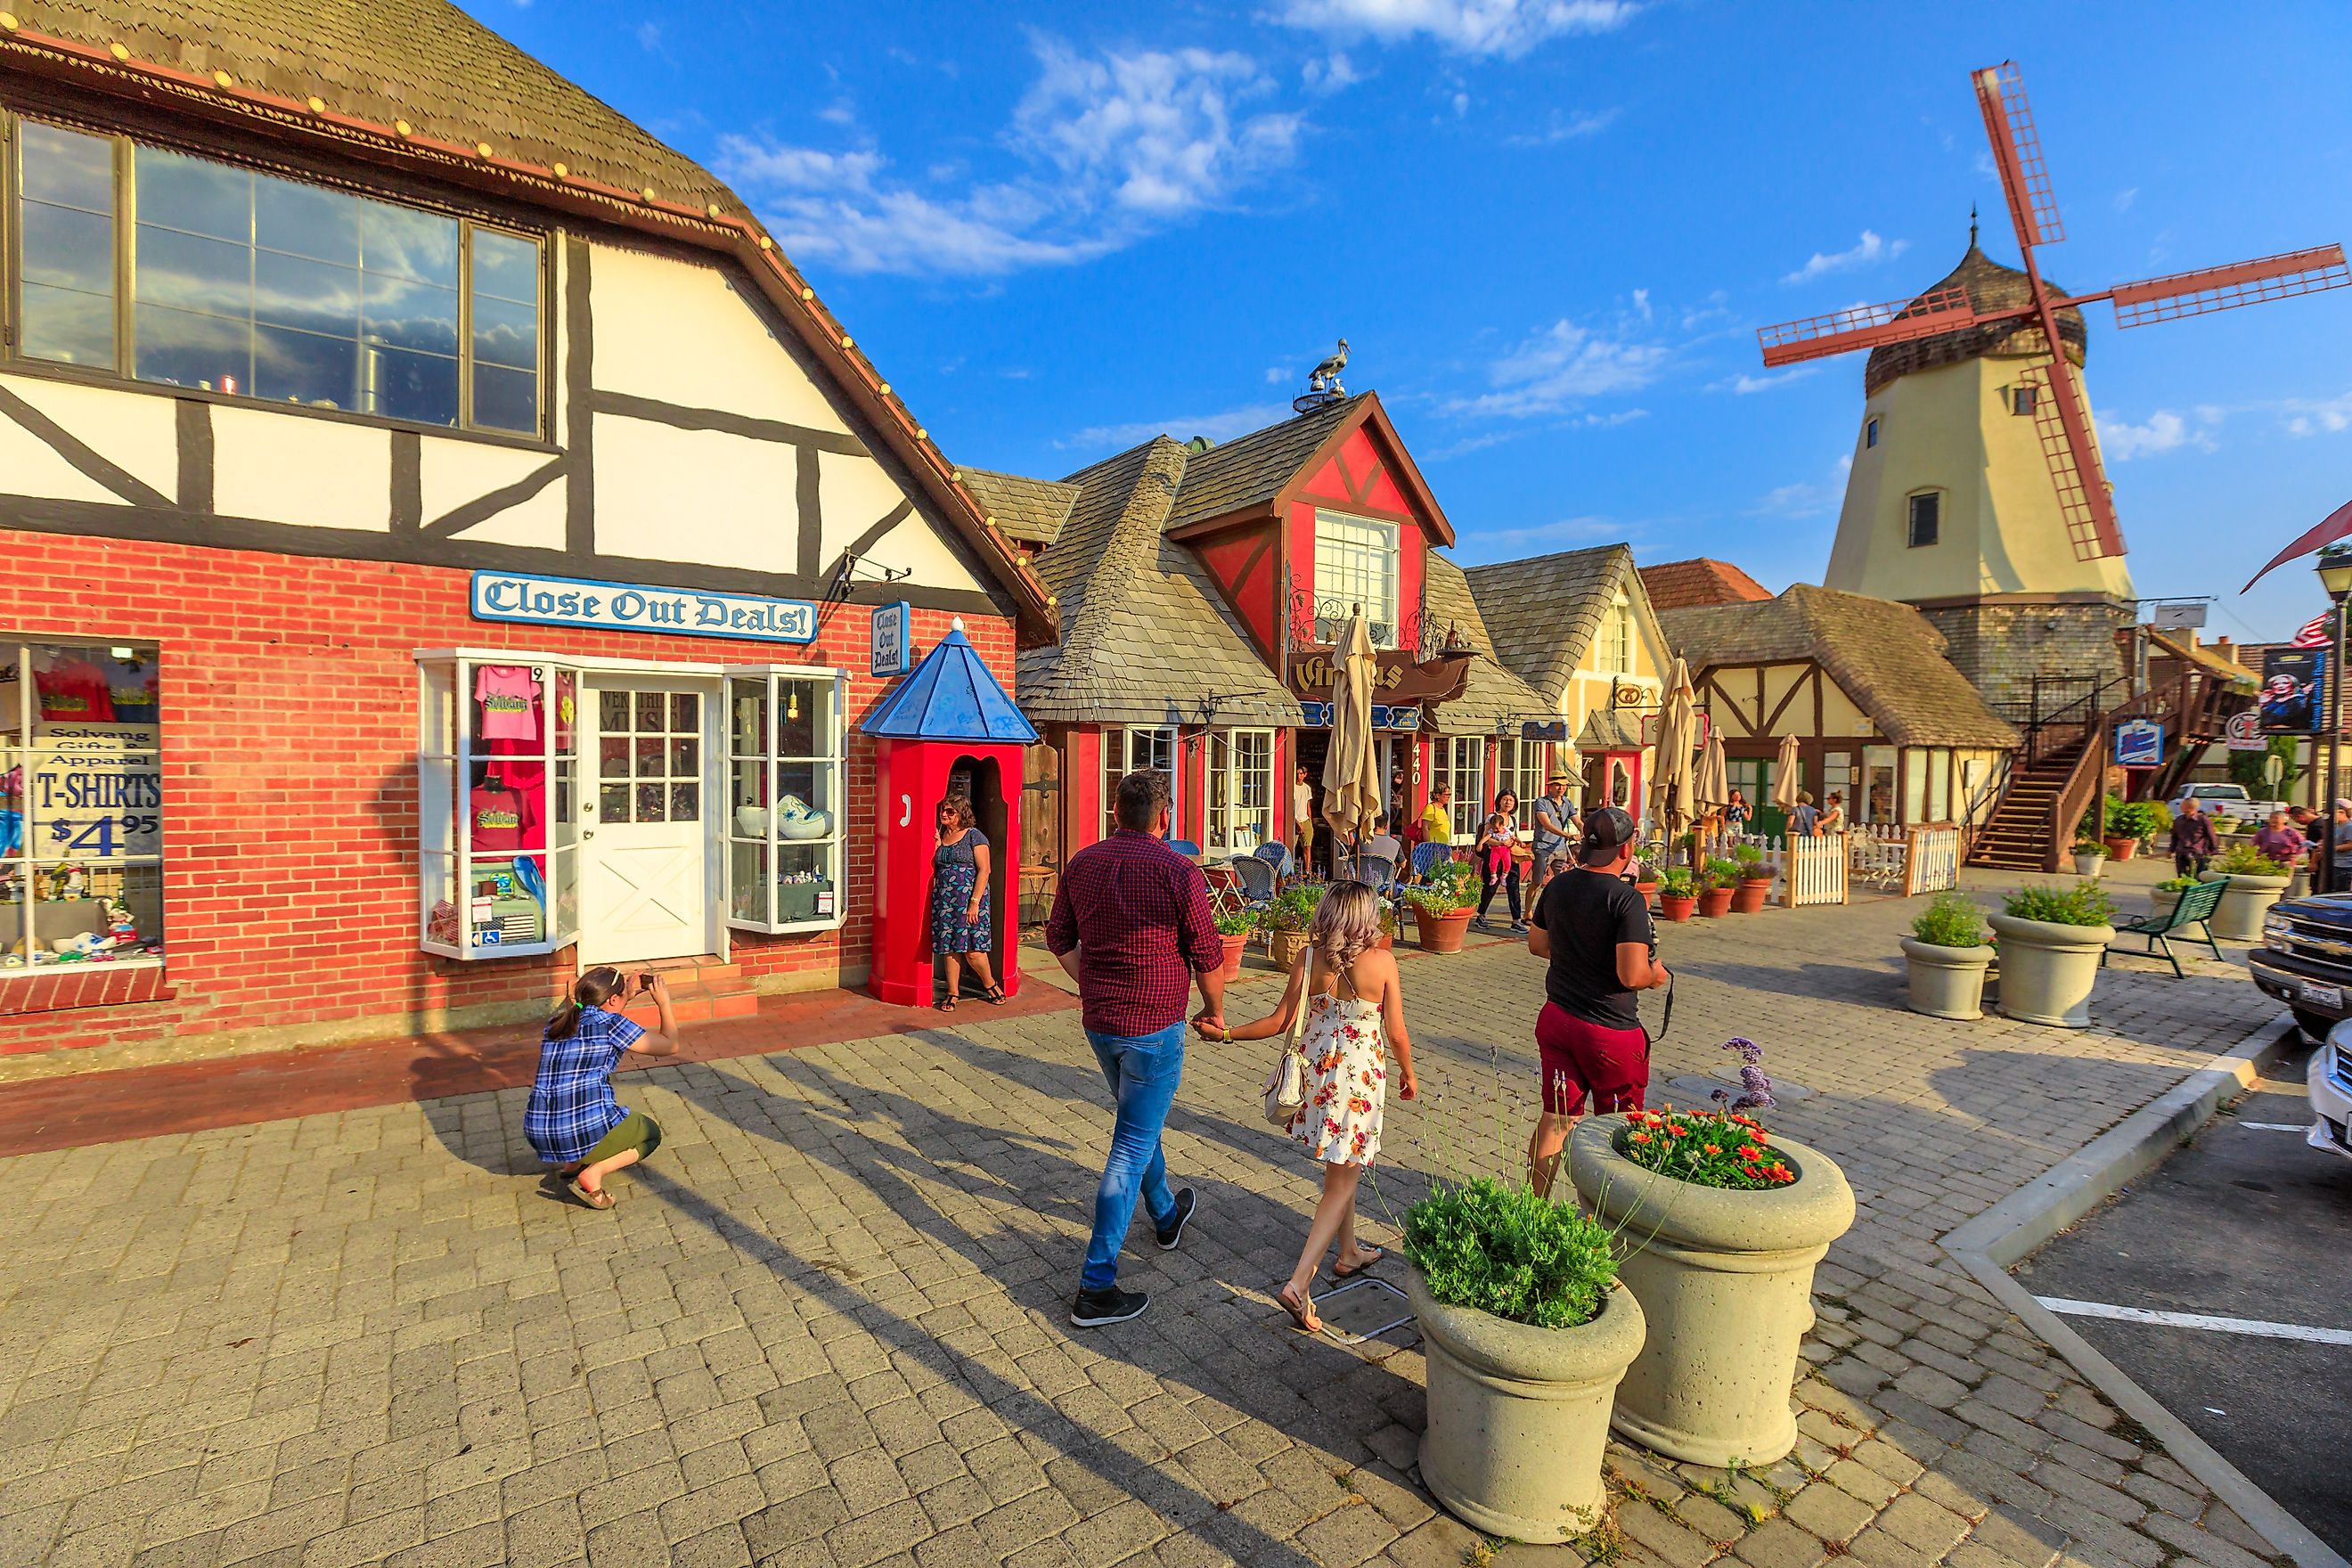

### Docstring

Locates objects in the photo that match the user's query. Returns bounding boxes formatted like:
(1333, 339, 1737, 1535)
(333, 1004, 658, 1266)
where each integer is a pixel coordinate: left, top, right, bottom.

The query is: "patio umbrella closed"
(1771, 733, 1801, 810)
(1646, 656, 1697, 843)
(1322, 612, 1381, 870)
(1695, 731, 1730, 818)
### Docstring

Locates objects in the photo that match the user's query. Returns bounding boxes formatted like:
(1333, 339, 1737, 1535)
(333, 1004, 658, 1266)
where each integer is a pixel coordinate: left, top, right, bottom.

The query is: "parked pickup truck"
(2168, 782, 2283, 823)
(2247, 892, 2352, 1158)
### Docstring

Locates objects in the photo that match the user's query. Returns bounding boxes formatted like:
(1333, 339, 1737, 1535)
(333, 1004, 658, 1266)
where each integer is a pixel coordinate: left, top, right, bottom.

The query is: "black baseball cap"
(1579, 805, 1637, 862)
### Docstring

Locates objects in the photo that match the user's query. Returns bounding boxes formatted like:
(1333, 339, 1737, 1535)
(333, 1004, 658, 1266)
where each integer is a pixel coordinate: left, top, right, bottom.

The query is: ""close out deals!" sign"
(470, 571, 819, 644)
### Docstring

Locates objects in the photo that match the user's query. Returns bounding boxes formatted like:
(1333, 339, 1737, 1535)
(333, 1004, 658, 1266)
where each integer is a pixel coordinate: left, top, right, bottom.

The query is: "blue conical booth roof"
(862, 620, 1039, 743)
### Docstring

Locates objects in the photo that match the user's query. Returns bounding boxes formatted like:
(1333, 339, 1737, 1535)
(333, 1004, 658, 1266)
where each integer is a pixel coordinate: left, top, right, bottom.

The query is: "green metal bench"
(2102, 877, 2227, 977)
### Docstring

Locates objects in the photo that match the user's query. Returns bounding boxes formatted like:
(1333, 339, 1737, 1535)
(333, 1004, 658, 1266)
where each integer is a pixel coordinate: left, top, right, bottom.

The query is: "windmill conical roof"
(1864, 241, 2087, 396)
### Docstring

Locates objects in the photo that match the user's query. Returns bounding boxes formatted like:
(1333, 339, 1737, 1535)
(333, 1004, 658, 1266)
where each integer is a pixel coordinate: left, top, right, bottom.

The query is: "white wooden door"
(581, 678, 711, 963)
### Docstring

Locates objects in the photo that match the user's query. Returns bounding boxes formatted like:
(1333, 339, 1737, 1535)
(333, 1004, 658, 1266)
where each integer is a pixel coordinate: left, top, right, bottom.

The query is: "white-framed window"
(1313, 510, 1401, 649)
(10, 118, 546, 435)
(1102, 725, 1177, 839)
(0, 639, 164, 975)
(1496, 738, 1547, 832)
(725, 669, 845, 933)
(1206, 728, 1275, 855)
(1865, 415, 1880, 449)
(1907, 491, 1940, 548)
(417, 655, 582, 959)
(1433, 736, 1484, 842)
(1599, 594, 1636, 675)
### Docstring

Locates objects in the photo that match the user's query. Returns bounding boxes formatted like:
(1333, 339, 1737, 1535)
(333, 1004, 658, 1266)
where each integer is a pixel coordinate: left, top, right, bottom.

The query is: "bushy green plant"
(2155, 874, 2201, 893)
(1405, 858, 1481, 916)
(1266, 884, 1326, 932)
(2105, 799, 2169, 844)
(1733, 843, 1768, 876)
(2003, 879, 2116, 927)
(1401, 1177, 1619, 1330)
(2071, 838, 2106, 856)
(2216, 844, 2290, 878)
(1703, 857, 1744, 890)
(1660, 868, 1697, 899)
(1213, 906, 1260, 937)
(1911, 891, 1989, 949)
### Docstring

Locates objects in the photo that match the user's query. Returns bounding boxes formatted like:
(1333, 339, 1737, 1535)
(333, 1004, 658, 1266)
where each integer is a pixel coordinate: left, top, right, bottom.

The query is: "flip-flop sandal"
(566, 1178, 616, 1210)
(1331, 1246, 1385, 1280)
(1276, 1284, 1321, 1334)
(939, 997, 960, 1012)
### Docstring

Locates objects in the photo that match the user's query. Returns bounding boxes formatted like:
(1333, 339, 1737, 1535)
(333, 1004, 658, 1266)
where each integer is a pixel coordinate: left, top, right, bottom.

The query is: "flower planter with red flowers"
(1695, 886, 1733, 918)
(1568, 1041, 1855, 1466)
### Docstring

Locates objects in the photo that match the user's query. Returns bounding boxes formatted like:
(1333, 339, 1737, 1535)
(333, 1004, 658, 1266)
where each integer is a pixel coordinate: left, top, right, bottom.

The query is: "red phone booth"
(866, 619, 1037, 1008)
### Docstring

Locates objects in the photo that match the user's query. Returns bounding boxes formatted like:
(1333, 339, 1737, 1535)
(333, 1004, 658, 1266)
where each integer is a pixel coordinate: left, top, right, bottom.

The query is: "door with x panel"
(581, 679, 712, 963)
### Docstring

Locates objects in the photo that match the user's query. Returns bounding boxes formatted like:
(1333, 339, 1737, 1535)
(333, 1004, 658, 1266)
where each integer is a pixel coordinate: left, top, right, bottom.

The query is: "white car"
(2168, 782, 2281, 824)
(2311, 1021, 2352, 1160)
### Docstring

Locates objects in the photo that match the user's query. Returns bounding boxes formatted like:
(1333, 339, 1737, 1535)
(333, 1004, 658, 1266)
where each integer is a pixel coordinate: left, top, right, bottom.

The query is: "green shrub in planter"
(2216, 845, 2290, 878)
(2104, 799, 2169, 845)
(1732, 844, 1768, 877)
(1407, 859, 1481, 916)
(1402, 1177, 1618, 1330)
(1212, 906, 1261, 937)
(2003, 879, 2116, 927)
(1702, 857, 1744, 891)
(2154, 874, 2200, 894)
(2070, 839, 2106, 857)
(1660, 868, 1697, 899)
(1266, 884, 1326, 932)
(1911, 891, 1988, 949)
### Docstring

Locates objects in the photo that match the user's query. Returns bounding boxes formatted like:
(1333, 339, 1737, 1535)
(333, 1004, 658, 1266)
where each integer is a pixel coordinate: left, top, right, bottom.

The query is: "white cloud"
(1445, 315, 1669, 419)
(1747, 454, 1852, 519)
(715, 41, 1303, 276)
(1502, 107, 1620, 146)
(2100, 407, 2218, 461)
(1708, 363, 1822, 396)
(1782, 230, 1909, 285)
(2283, 392, 2352, 437)
(1277, 0, 1638, 57)
(1059, 403, 1298, 452)
(2113, 187, 2138, 213)
(1302, 52, 1364, 92)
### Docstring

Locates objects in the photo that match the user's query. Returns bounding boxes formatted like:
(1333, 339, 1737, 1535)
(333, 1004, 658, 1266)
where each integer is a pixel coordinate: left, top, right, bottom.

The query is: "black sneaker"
(1156, 1188, 1197, 1251)
(1070, 1286, 1149, 1328)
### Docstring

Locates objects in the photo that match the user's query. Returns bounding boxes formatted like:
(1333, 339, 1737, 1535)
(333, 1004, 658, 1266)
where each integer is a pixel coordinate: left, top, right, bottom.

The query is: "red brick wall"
(0, 532, 1017, 1058)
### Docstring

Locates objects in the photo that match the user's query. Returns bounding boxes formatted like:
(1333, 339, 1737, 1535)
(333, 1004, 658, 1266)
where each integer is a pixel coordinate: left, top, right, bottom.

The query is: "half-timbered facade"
(0, 1, 1051, 1061)
(1659, 585, 2018, 834)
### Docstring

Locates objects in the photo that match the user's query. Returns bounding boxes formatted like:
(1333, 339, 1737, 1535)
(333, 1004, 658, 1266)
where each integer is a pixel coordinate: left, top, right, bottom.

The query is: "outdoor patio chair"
(1254, 841, 1293, 880)
(1354, 853, 1398, 894)
(1202, 862, 1246, 922)
(1229, 854, 1279, 904)
(1168, 839, 1203, 859)
(1409, 842, 1455, 883)
(2103, 877, 2227, 977)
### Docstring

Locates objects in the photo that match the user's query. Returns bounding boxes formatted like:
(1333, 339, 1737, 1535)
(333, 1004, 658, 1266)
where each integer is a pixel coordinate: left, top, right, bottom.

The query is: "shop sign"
(1522, 720, 1570, 741)
(1287, 649, 1470, 705)
(1299, 701, 1421, 732)
(2225, 710, 2267, 752)
(2259, 646, 2326, 734)
(30, 725, 160, 861)
(870, 601, 912, 677)
(470, 571, 818, 643)
(2112, 718, 2164, 768)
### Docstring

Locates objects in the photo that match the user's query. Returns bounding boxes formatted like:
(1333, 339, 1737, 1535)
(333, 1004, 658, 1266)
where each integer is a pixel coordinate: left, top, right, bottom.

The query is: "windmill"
(1759, 61, 2350, 566)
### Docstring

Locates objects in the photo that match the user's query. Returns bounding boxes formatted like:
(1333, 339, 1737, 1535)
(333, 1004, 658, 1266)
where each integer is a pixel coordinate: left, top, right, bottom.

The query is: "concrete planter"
(2148, 886, 2183, 920)
(2070, 852, 2106, 878)
(2211, 873, 2290, 944)
(1266, 929, 1310, 970)
(1898, 937, 1994, 1021)
(1407, 1269, 1646, 1541)
(1988, 912, 2115, 1029)
(1412, 905, 1474, 953)
(1568, 1119, 1855, 1466)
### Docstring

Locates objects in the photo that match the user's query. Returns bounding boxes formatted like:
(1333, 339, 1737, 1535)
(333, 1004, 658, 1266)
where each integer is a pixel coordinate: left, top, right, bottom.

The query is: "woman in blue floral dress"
(928, 796, 1001, 1009)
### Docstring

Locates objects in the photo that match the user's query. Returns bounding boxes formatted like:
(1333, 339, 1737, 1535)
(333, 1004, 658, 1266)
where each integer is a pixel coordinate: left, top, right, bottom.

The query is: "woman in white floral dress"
(1205, 881, 1417, 1333)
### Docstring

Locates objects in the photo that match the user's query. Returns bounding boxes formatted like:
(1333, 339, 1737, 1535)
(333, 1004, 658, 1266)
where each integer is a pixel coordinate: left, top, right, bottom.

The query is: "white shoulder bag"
(1261, 952, 1314, 1126)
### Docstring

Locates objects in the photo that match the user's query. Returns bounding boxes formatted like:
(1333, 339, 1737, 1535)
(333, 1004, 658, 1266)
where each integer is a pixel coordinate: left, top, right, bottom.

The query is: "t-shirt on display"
(476, 665, 541, 742)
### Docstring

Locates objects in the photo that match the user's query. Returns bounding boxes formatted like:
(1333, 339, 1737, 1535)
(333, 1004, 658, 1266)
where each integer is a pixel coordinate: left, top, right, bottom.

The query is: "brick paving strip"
(0, 874, 2310, 1568)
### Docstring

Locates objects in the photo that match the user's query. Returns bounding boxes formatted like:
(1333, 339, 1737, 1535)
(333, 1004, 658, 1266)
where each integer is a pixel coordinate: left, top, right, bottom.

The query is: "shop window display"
(0, 641, 165, 972)
(416, 655, 579, 958)
(726, 669, 843, 933)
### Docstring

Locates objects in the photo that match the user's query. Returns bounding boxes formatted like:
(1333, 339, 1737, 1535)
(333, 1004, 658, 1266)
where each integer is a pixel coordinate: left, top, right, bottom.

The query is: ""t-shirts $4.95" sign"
(31, 726, 160, 860)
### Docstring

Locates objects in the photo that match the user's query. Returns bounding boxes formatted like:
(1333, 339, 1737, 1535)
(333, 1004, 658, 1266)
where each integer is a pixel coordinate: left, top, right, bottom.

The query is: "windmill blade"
(1973, 62, 2064, 250)
(2019, 360, 2126, 560)
(2108, 245, 2352, 327)
(1756, 286, 1980, 367)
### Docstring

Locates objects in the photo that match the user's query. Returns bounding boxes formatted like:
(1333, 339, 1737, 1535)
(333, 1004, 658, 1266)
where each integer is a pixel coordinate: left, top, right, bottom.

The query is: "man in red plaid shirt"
(1047, 770, 1227, 1327)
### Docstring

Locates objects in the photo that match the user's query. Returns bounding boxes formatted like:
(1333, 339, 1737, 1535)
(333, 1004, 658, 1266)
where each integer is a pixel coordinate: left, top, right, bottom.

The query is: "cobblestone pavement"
(0, 874, 2294, 1568)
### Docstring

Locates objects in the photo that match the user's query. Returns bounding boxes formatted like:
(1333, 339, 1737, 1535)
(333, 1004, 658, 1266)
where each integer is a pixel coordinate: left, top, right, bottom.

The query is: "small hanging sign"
(871, 601, 913, 678)
(2113, 718, 2164, 768)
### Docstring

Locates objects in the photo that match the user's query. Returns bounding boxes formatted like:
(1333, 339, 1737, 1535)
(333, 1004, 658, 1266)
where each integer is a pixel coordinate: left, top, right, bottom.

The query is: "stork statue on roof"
(1295, 339, 1351, 412)
(1759, 61, 2349, 706)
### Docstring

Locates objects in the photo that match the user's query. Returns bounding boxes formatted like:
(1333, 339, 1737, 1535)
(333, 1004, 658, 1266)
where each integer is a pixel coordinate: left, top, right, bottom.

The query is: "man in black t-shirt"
(1524, 805, 1670, 1197)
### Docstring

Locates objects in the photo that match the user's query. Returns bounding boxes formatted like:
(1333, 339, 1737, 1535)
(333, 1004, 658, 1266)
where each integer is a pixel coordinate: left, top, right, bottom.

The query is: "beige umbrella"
(1646, 656, 1697, 843)
(1771, 732, 1802, 810)
(1322, 611, 1381, 871)
(1695, 730, 1730, 815)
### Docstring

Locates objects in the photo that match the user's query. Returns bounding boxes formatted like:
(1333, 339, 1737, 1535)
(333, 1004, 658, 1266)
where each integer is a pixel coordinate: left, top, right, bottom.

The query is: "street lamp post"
(2316, 550, 2352, 894)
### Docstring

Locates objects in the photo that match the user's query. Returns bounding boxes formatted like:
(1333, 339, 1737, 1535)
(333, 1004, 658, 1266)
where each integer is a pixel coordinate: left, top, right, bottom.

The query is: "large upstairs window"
(1313, 510, 1400, 649)
(9, 118, 543, 437)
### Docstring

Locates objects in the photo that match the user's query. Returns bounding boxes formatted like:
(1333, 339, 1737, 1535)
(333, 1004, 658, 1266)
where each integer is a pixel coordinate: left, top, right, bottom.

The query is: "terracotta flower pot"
(1266, 928, 1311, 970)
(1569, 1118, 1856, 1466)
(2102, 836, 2139, 862)
(1658, 894, 1696, 923)
(1409, 1270, 1646, 1542)
(1216, 932, 1250, 982)
(1636, 880, 1659, 906)
(1412, 905, 1474, 953)
(1695, 886, 1734, 919)
(1730, 878, 1770, 914)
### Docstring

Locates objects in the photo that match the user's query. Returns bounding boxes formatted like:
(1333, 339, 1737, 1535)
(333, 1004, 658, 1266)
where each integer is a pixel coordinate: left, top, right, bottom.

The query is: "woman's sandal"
(939, 995, 960, 1012)
(566, 1177, 616, 1210)
(1330, 1245, 1385, 1280)
(980, 984, 1007, 1006)
(1276, 1283, 1322, 1334)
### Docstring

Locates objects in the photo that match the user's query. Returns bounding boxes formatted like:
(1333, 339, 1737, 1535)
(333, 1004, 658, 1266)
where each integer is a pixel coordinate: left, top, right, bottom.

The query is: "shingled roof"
(1658, 584, 2020, 748)
(1463, 544, 1643, 707)
(1016, 438, 1300, 728)
(1637, 557, 1773, 611)
(12, 0, 736, 213)
(960, 469, 1081, 550)
(1164, 396, 1368, 531)
(1421, 553, 1555, 735)
(1865, 239, 2086, 397)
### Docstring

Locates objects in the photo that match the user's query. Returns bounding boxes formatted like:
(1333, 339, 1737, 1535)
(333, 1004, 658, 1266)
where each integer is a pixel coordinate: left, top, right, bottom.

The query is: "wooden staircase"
(606, 955, 759, 1029)
(1966, 739, 2087, 872)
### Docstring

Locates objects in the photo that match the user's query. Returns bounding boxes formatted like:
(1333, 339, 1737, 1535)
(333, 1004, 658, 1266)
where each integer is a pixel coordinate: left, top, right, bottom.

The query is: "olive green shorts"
(582, 1110, 663, 1165)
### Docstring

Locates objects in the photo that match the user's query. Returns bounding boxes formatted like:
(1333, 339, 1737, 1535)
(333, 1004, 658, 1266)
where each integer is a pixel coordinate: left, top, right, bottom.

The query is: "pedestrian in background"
(1818, 792, 1846, 834)
(1726, 788, 1752, 833)
(2170, 796, 2218, 880)
(1789, 791, 1820, 838)
(526, 967, 680, 1210)
(1474, 792, 1525, 932)
(1531, 773, 1576, 903)
(2255, 809, 2305, 868)
(1291, 765, 1316, 876)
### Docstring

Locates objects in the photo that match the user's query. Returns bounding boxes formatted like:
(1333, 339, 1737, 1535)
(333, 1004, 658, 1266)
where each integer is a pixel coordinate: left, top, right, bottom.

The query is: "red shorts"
(1537, 1001, 1649, 1116)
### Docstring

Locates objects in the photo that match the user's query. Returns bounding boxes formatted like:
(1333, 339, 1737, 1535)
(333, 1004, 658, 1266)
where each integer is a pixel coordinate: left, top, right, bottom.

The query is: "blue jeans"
(1081, 1022, 1187, 1291)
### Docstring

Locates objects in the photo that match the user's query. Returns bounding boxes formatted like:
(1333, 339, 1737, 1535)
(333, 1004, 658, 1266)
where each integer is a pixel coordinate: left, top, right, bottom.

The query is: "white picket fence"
(1905, 825, 1962, 895)
(1785, 834, 1850, 907)
(1681, 821, 1957, 905)
(1848, 825, 1908, 891)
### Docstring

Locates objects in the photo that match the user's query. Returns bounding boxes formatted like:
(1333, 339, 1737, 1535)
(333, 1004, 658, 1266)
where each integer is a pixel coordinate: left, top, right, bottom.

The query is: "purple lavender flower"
(1710, 1037, 1777, 1112)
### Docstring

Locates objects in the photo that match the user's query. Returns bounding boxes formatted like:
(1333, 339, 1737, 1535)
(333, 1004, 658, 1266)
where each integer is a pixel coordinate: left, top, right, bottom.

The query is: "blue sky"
(487, 1, 2352, 642)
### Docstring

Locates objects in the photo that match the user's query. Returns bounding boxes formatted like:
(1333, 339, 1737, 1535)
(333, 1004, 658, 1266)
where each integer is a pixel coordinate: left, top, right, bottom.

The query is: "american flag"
(2293, 610, 2336, 648)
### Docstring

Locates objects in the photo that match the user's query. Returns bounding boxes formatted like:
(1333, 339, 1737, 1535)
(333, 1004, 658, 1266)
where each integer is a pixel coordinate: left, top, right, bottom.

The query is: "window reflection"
(17, 123, 117, 367)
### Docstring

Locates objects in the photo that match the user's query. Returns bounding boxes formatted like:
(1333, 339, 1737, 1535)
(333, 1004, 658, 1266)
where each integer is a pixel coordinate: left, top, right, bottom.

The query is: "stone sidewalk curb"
(1940, 1010, 2347, 1568)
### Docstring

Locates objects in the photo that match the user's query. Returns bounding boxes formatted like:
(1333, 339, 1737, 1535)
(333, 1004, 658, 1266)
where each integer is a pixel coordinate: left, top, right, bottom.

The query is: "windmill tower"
(1760, 62, 2350, 707)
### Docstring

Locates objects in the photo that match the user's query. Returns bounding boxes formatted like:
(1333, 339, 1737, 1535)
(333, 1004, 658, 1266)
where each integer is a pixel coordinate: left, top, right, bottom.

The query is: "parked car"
(2168, 782, 2282, 824)
(2247, 891, 2352, 1158)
